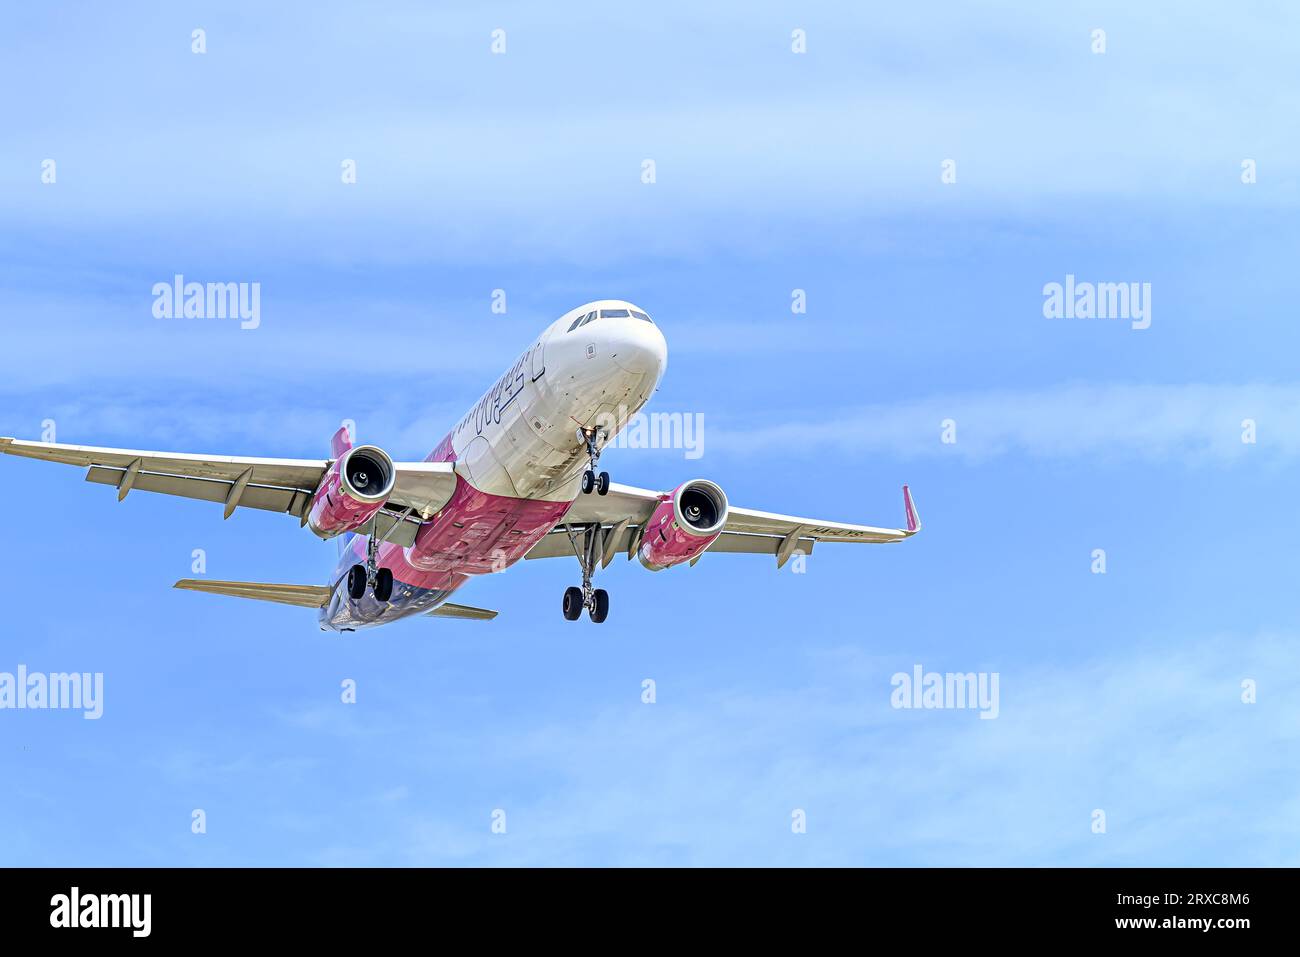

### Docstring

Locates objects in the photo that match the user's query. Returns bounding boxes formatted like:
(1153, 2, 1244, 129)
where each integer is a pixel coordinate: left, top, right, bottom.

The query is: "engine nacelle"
(637, 479, 728, 571)
(307, 445, 396, 539)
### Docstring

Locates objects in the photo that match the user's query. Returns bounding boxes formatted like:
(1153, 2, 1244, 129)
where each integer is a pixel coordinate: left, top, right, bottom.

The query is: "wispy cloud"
(708, 383, 1300, 465)
(4, 2, 1297, 265)
(7, 381, 1295, 470)
(299, 629, 1300, 866)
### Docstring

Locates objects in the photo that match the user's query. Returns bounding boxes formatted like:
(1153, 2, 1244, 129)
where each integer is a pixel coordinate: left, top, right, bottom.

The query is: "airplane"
(0, 300, 920, 631)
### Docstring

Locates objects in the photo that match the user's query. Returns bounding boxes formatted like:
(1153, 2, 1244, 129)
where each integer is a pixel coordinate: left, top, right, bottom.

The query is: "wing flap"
(174, 579, 331, 608)
(525, 526, 817, 561)
(710, 531, 817, 556)
(86, 466, 308, 515)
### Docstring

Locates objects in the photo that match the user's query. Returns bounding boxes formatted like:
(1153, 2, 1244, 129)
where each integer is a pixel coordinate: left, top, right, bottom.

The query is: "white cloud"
(350, 630, 1300, 865)
(8, 381, 1296, 470)
(4, 1, 1297, 264)
(708, 383, 1300, 464)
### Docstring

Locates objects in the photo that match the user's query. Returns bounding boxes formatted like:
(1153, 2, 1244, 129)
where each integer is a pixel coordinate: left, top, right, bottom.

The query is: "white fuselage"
(444, 299, 668, 499)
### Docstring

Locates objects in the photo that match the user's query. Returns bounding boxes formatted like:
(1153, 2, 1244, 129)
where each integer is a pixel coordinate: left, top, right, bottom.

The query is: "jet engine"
(637, 479, 728, 571)
(306, 445, 396, 538)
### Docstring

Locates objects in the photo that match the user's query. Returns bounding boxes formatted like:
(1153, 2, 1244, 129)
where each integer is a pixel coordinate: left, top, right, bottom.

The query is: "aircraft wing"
(0, 436, 457, 546)
(527, 481, 920, 567)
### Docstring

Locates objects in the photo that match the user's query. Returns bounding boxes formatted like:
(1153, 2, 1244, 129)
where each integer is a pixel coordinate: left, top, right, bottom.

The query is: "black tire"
(347, 565, 367, 600)
(374, 567, 394, 602)
(580, 470, 595, 494)
(562, 586, 584, 621)
(590, 588, 609, 623)
(596, 471, 610, 495)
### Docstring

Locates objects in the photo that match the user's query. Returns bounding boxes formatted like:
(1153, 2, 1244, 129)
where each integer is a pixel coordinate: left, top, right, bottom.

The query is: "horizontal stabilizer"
(174, 579, 331, 608)
(427, 603, 498, 621)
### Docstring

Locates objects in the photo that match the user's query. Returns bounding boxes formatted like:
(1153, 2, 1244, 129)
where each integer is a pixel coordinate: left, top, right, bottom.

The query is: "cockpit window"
(569, 307, 652, 331)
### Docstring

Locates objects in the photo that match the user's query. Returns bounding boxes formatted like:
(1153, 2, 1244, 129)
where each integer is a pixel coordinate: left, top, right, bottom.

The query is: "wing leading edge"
(0, 436, 457, 545)
(529, 482, 920, 568)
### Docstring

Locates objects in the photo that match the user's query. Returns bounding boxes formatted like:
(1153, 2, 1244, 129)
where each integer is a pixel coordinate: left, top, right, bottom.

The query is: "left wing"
(0, 436, 457, 546)
(527, 482, 920, 568)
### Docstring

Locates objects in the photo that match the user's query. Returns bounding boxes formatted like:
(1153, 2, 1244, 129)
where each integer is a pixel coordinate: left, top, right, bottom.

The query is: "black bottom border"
(0, 866, 1288, 942)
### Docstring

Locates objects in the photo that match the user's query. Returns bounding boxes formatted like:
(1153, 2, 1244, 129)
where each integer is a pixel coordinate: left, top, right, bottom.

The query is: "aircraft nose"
(609, 318, 668, 378)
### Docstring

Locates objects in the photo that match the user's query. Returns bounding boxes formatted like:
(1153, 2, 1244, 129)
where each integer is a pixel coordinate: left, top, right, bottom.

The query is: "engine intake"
(638, 479, 728, 571)
(307, 445, 396, 538)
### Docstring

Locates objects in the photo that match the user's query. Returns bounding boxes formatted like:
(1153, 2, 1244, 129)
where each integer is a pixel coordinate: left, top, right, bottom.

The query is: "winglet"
(903, 485, 920, 534)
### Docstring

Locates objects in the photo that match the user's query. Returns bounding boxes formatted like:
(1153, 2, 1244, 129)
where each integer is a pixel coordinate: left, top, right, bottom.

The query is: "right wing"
(528, 481, 919, 568)
(0, 436, 457, 546)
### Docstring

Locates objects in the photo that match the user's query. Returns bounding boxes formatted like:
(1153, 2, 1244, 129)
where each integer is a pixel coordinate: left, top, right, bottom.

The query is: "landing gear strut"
(348, 533, 394, 602)
(577, 427, 610, 496)
(561, 524, 609, 623)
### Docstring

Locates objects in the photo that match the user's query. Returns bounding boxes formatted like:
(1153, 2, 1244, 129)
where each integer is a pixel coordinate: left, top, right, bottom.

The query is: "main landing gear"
(561, 524, 609, 623)
(347, 534, 394, 602)
(577, 427, 610, 496)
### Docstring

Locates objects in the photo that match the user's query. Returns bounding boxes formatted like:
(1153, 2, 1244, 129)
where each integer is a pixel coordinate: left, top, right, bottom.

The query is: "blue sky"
(2, 1, 1299, 865)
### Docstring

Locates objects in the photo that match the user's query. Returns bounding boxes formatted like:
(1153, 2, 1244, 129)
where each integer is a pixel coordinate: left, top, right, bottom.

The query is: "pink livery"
(0, 299, 922, 632)
(637, 480, 728, 571)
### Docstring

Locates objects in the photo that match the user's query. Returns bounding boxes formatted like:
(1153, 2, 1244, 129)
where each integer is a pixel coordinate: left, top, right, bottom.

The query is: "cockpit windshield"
(568, 307, 654, 332)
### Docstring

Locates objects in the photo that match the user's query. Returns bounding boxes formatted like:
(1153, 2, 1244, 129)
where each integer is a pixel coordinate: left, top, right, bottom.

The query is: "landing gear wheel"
(577, 427, 608, 494)
(562, 586, 584, 621)
(589, 588, 609, 623)
(347, 565, 367, 600)
(374, 567, 394, 602)
(561, 524, 610, 622)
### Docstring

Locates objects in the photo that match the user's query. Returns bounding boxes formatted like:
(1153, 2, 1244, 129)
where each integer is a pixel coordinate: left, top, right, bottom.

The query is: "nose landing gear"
(577, 427, 610, 496)
(561, 524, 610, 623)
